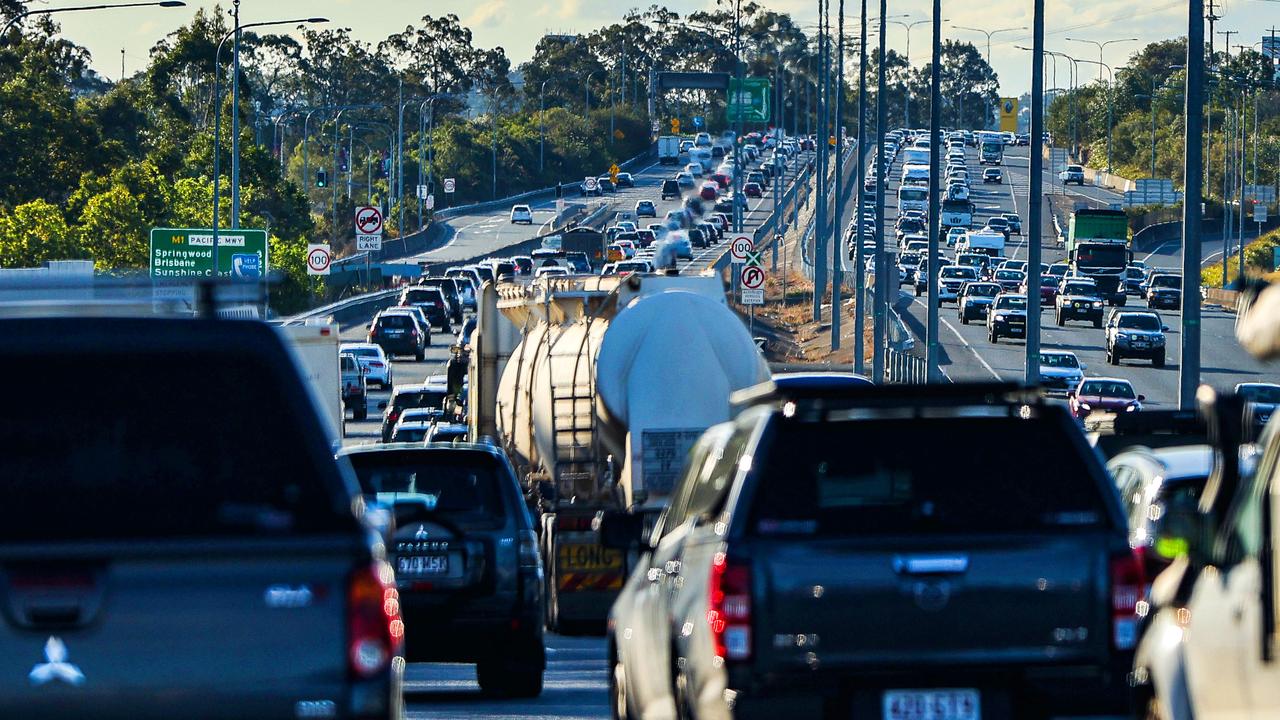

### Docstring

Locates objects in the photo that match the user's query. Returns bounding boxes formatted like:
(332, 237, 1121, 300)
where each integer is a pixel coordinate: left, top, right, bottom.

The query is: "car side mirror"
(1080, 364, 1088, 370)
(1138, 394, 1147, 402)
(1067, 391, 1076, 399)
(366, 323, 372, 330)
(594, 509, 645, 551)
(1163, 325, 1171, 332)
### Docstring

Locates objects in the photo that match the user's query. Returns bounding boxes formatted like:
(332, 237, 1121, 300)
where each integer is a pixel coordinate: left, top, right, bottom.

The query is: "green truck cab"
(1067, 208, 1131, 306)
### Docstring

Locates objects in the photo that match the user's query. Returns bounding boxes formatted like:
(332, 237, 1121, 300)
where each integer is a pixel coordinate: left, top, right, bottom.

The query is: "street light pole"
(1025, 0, 1046, 386)
(889, 19, 934, 129)
(1179, 0, 1205, 409)
(539, 79, 551, 173)
(925, 0, 941, 381)
(951, 25, 1027, 65)
(230, 0, 241, 228)
(853, 0, 868, 374)
(831, 0, 846, 351)
(1075, 57, 1114, 173)
(873, 0, 888, 380)
(1065, 37, 1137, 83)
(2, 0, 186, 38)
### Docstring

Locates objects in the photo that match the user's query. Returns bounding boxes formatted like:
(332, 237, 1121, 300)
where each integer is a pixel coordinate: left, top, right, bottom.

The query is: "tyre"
(1093, 317, 1102, 329)
(610, 649, 631, 720)
(1055, 312, 1064, 327)
(353, 402, 367, 421)
(1154, 353, 1166, 368)
(1108, 348, 1119, 365)
(960, 312, 968, 325)
(415, 347, 425, 362)
(989, 330, 999, 343)
(1116, 295, 1127, 307)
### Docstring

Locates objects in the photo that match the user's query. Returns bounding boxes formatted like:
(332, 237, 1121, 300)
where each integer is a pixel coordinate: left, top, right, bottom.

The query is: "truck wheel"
(354, 401, 367, 421)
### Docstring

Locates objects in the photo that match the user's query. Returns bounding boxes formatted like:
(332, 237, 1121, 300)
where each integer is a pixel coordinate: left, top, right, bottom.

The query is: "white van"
(690, 147, 714, 173)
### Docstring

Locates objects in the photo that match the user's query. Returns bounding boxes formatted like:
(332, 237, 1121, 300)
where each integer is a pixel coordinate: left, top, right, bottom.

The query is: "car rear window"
(2, 353, 354, 542)
(748, 416, 1110, 537)
(392, 388, 448, 411)
(378, 314, 414, 329)
(347, 451, 506, 526)
(403, 289, 442, 305)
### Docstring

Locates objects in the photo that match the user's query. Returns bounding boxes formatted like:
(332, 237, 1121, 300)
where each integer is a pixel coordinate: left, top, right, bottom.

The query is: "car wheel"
(610, 650, 631, 720)
(353, 401, 367, 422)
(959, 312, 968, 325)
(1055, 312, 1063, 327)
(988, 330, 998, 343)
(415, 348, 425, 362)
(1154, 353, 1166, 368)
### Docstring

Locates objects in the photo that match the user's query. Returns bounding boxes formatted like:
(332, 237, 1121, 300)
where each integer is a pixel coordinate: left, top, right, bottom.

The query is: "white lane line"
(1142, 240, 1177, 262)
(908, 293, 1002, 380)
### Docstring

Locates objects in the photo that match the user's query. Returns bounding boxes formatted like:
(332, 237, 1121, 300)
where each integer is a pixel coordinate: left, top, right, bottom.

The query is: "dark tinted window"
(403, 289, 443, 306)
(392, 388, 448, 411)
(1118, 314, 1161, 331)
(1151, 275, 1181, 289)
(347, 451, 505, 525)
(378, 314, 414, 329)
(2, 353, 353, 541)
(749, 417, 1109, 536)
(1240, 385, 1280, 404)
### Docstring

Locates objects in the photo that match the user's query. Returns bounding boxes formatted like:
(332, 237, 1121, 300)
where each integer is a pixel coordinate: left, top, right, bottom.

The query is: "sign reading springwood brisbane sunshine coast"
(149, 228, 269, 280)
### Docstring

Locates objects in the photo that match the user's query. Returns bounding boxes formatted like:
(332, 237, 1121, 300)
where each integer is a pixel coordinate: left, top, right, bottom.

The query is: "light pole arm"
(3, 1, 187, 37)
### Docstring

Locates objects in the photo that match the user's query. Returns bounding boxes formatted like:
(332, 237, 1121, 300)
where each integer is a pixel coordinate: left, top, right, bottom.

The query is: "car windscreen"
(1063, 283, 1097, 295)
(994, 296, 1026, 310)
(1041, 353, 1080, 368)
(1118, 314, 1161, 331)
(996, 270, 1022, 280)
(403, 289, 443, 305)
(1080, 382, 1135, 399)
(391, 427, 430, 442)
(966, 284, 999, 297)
(1076, 245, 1127, 266)
(348, 451, 505, 525)
(1240, 385, 1280, 403)
(2, 352, 354, 541)
(748, 416, 1110, 536)
(346, 346, 381, 358)
(899, 188, 928, 201)
(941, 267, 976, 279)
(341, 355, 359, 372)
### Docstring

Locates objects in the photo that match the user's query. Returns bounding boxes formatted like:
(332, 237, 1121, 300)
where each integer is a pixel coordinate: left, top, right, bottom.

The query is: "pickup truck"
(605, 378, 1137, 720)
(0, 315, 403, 720)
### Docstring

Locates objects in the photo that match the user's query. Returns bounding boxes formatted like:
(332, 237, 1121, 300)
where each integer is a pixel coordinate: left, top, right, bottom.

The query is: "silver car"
(340, 342, 393, 389)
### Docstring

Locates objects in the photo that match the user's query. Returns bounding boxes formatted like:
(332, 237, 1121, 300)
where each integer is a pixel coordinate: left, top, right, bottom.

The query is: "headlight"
(1092, 301, 1103, 308)
(994, 312, 1007, 320)
(1154, 336, 1165, 345)
(1125, 405, 1138, 412)
(1080, 403, 1092, 411)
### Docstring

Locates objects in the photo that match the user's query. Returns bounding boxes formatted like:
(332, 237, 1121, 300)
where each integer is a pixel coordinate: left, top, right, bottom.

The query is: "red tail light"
(347, 562, 403, 679)
(708, 551, 752, 662)
(1110, 552, 1144, 651)
(369, 326, 379, 338)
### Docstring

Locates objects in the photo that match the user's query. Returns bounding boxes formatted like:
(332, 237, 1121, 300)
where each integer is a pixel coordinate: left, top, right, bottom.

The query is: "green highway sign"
(149, 228, 268, 280)
(728, 77, 771, 123)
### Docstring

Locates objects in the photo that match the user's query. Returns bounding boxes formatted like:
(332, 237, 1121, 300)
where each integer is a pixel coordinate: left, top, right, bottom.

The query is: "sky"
(36, 0, 1280, 95)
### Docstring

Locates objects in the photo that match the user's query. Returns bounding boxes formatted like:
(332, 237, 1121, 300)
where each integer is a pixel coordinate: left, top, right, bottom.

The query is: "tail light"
(518, 530, 541, 571)
(708, 551, 752, 662)
(1110, 552, 1144, 651)
(369, 326, 379, 338)
(347, 562, 403, 679)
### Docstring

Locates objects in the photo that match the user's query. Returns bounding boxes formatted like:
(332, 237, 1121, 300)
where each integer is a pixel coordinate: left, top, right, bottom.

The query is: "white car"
(946, 228, 968, 247)
(534, 265, 569, 278)
(664, 236, 693, 260)
(685, 163, 704, 178)
(340, 342, 393, 388)
(510, 204, 534, 224)
(694, 132, 713, 147)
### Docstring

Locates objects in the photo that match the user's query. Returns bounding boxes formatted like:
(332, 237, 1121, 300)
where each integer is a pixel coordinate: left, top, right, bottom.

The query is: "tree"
(0, 200, 84, 268)
(78, 186, 150, 270)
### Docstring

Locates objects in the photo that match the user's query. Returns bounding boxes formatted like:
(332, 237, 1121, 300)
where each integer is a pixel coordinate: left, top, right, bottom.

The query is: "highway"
(334, 142, 808, 720)
(881, 144, 1275, 407)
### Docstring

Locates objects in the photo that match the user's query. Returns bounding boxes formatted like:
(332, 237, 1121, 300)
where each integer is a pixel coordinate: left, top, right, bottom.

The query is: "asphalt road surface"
(886, 145, 1275, 407)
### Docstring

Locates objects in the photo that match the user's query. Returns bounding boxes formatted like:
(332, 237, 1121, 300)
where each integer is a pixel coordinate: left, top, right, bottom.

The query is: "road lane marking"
(908, 293, 1002, 380)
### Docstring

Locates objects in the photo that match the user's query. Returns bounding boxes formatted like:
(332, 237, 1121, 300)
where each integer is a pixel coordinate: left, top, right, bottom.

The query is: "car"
(1068, 377, 1143, 418)
(417, 277, 465, 323)
(743, 182, 763, 198)
(945, 182, 970, 201)
(610, 259, 655, 276)
(368, 309, 427, 361)
(985, 216, 1011, 238)
(511, 255, 533, 276)
(1, 315, 405, 719)
(341, 342, 393, 389)
(597, 177, 617, 193)
(937, 264, 980, 305)
(983, 167, 1003, 183)
(694, 131, 712, 147)
(987, 292, 1028, 342)
(379, 382, 452, 442)
(956, 281, 1001, 323)
(510, 204, 533, 224)
(746, 170, 768, 188)
(635, 229, 657, 248)
(424, 422, 470, 444)
(389, 420, 433, 443)
(1145, 273, 1182, 310)
(339, 443, 545, 697)
(1059, 164, 1086, 185)
(661, 179, 681, 199)
(340, 351, 368, 420)
(1237, 382, 1280, 436)
(993, 268, 1025, 292)
(602, 379, 1137, 720)
(397, 407, 447, 427)
(1037, 350, 1085, 394)
(698, 221, 721, 243)
(675, 172, 695, 190)
(945, 227, 967, 247)
(635, 200, 657, 218)
(1045, 262, 1070, 281)
(895, 217, 925, 240)
(534, 265, 569, 278)
(1055, 278, 1105, 327)
(1105, 310, 1169, 366)
(687, 228, 709, 249)
(1001, 213, 1022, 234)
(709, 172, 730, 189)
(897, 251, 922, 285)
(699, 182, 718, 201)
(955, 252, 992, 280)
(444, 268, 480, 309)
(1021, 274, 1058, 306)
(399, 286, 451, 331)
(615, 172, 634, 188)
(684, 162, 704, 177)
(614, 220, 638, 234)
(1123, 266, 1148, 295)
(665, 235, 693, 260)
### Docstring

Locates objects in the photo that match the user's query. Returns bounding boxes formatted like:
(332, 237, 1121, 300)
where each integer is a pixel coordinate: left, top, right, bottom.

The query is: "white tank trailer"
(468, 272, 767, 629)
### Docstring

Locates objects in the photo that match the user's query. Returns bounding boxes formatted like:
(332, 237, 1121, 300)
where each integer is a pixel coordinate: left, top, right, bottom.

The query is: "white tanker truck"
(468, 272, 768, 630)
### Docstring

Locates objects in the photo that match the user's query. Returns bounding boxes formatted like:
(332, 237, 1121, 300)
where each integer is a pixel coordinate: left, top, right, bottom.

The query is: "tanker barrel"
(471, 280, 500, 440)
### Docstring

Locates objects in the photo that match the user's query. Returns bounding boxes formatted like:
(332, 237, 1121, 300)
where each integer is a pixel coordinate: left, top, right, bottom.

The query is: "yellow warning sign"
(999, 97, 1019, 133)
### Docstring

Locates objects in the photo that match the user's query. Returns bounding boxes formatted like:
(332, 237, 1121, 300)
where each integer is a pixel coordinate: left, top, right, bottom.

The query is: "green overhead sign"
(149, 228, 268, 280)
(727, 77, 771, 123)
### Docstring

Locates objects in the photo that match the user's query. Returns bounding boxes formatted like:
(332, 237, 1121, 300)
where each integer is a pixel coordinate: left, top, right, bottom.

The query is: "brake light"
(1110, 552, 1144, 651)
(708, 551, 751, 662)
(347, 562, 402, 679)
(369, 326, 378, 338)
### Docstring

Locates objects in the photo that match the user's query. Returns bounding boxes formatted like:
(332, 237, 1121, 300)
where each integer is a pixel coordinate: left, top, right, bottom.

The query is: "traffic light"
(315, 169, 328, 188)
(670, 118, 680, 134)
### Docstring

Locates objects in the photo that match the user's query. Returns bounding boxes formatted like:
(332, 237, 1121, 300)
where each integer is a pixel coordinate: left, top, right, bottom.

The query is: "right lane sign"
(740, 262, 765, 305)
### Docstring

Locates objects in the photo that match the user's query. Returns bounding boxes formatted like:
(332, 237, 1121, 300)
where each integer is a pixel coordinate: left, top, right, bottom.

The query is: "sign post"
(306, 243, 332, 275)
(741, 251, 765, 336)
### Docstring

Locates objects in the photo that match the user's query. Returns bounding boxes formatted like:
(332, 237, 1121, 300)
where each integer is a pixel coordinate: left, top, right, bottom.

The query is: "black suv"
(661, 179, 681, 200)
(603, 378, 1134, 720)
(418, 277, 465, 324)
(339, 443, 544, 697)
(368, 310, 427, 361)
(2, 316, 403, 719)
(987, 292, 1028, 342)
(1106, 310, 1168, 366)
(1145, 273, 1182, 310)
(400, 287, 452, 331)
(1055, 278, 1105, 327)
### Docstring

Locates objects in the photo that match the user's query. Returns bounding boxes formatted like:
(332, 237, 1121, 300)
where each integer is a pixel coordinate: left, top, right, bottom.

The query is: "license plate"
(558, 543, 622, 572)
(397, 554, 449, 575)
(1133, 340, 1148, 347)
(1010, 328, 1025, 334)
(883, 689, 980, 720)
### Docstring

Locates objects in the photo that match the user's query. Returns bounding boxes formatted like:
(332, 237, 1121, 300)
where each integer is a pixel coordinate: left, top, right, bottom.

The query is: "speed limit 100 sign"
(730, 235, 752, 263)
(306, 243, 331, 275)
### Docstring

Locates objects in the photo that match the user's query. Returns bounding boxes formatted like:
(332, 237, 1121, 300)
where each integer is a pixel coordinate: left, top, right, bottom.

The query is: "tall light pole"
(1179, 0, 1205, 410)
(951, 24, 1027, 64)
(585, 70, 603, 117)
(1065, 37, 1137, 82)
(2, 0, 185, 37)
(853, 0, 869, 374)
(925, 0, 942, 381)
(213, 15, 326, 263)
(1074, 57, 1114, 172)
(1024, 0, 1046, 387)
(888, 18, 940, 129)
(873, 0, 888, 380)
(539, 79, 552, 172)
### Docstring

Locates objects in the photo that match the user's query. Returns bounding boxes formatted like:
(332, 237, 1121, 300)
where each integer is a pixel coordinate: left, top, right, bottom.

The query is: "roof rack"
(731, 378, 1040, 412)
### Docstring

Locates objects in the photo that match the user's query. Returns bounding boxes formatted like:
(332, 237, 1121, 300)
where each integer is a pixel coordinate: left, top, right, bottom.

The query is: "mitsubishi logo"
(414, 525, 430, 540)
(29, 637, 85, 686)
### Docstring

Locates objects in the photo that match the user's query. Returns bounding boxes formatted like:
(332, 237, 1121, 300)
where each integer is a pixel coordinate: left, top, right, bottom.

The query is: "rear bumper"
(728, 661, 1131, 719)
